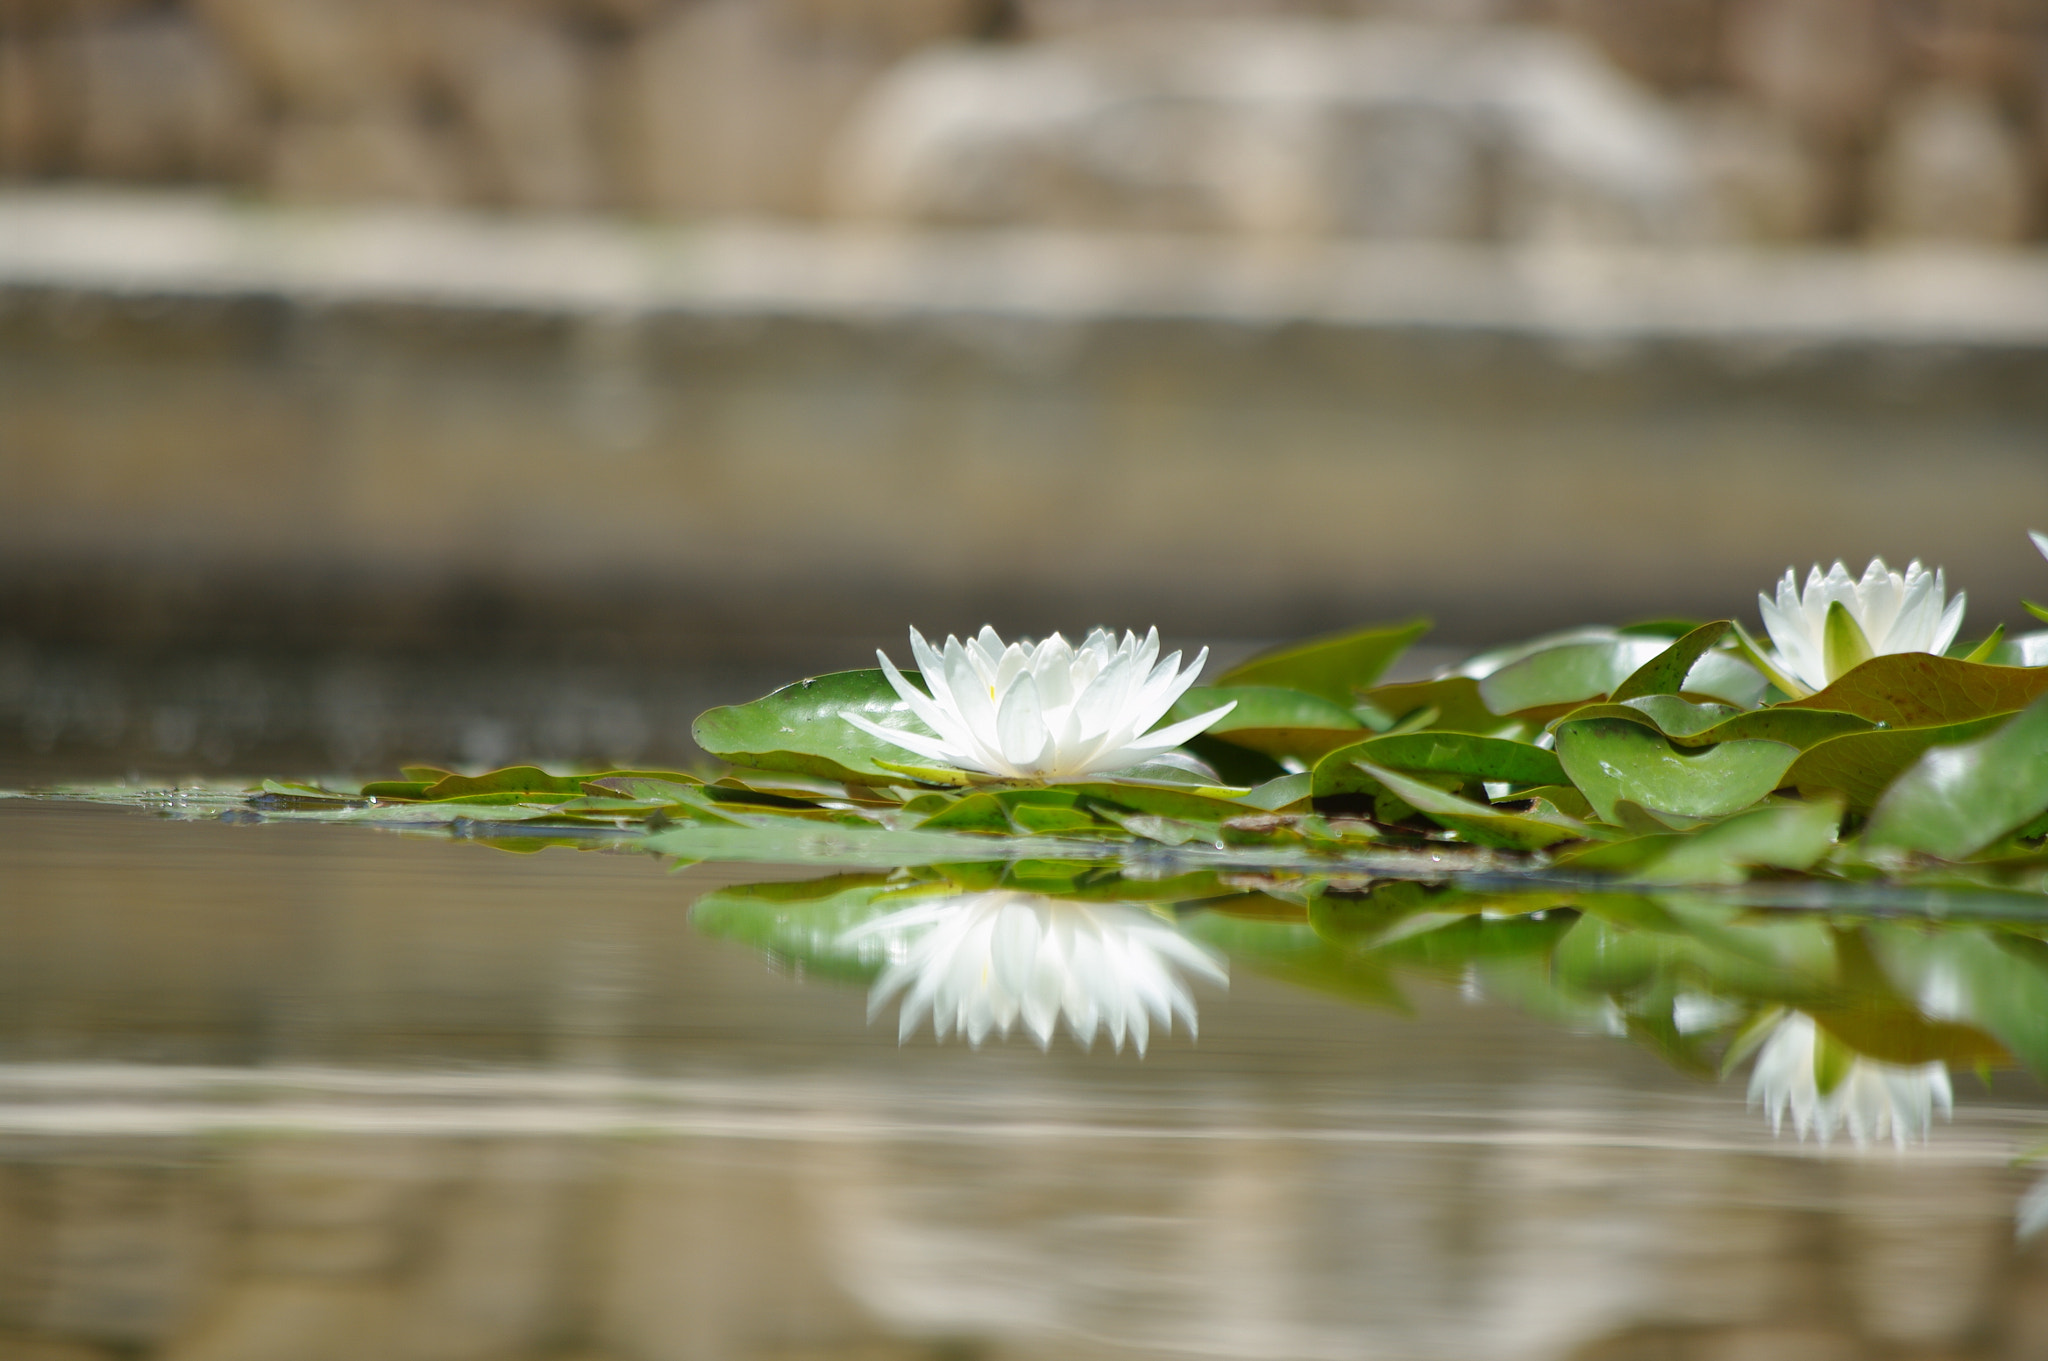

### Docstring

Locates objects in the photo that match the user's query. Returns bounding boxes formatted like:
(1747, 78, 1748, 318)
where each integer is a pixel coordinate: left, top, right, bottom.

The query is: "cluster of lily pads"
(223, 552, 2048, 891)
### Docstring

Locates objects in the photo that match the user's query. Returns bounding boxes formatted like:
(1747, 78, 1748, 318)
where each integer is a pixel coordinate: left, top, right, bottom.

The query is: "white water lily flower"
(1748, 1012, 1953, 1149)
(845, 625, 1234, 781)
(843, 891, 1227, 1054)
(1757, 559, 1965, 694)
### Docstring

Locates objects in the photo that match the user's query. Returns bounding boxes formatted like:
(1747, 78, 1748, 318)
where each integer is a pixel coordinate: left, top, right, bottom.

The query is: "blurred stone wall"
(0, 0, 2044, 242)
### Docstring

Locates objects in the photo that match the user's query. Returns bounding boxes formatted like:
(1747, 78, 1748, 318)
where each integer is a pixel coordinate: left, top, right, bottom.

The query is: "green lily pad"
(1780, 654, 2048, 727)
(1349, 732, 1566, 787)
(1217, 619, 1429, 706)
(692, 669, 939, 784)
(1864, 695, 2048, 861)
(1482, 636, 1765, 720)
(1166, 685, 1364, 761)
(1355, 676, 1501, 734)
(1610, 621, 1732, 701)
(1562, 697, 1874, 749)
(1784, 714, 2016, 813)
(1479, 639, 1670, 719)
(1553, 718, 1800, 824)
(1355, 762, 1595, 850)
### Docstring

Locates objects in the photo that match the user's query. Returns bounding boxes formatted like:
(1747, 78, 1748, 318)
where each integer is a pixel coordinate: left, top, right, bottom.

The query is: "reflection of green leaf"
(1181, 913, 1412, 1014)
(643, 819, 1105, 867)
(1780, 654, 2048, 727)
(692, 670, 937, 784)
(1610, 621, 1731, 701)
(1216, 620, 1429, 705)
(1166, 686, 1364, 761)
(1554, 719, 1799, 824)
(1783, 714, 2014, 813)
(691, 875, 920, 983)
(1865, 694, 2048, 860)
(1635, 798, 1842, 885)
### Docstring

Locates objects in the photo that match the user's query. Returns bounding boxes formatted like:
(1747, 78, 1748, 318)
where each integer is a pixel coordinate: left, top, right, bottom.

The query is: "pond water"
(6, 798, 2048, 1361)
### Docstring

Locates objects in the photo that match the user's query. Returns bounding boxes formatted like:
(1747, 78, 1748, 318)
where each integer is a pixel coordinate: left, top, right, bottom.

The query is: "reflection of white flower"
(1748, 1012, 1952, 1148)
(846, 626, 1234, 781)
(1757, 559, 1965, 695)
(843, 891, 1226, 1053)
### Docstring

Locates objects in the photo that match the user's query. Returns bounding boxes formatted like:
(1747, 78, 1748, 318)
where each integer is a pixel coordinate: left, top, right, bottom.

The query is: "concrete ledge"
(5, 189, 2048, 644)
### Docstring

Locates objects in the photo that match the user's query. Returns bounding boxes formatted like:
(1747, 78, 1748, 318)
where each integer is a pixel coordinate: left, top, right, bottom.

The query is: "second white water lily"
(846, 625, 1235, 781)
(1755, 558, 1965, 695)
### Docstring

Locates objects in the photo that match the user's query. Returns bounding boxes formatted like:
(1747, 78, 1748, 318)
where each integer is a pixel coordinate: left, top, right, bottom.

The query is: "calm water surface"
(3, 799, 2047, 1361)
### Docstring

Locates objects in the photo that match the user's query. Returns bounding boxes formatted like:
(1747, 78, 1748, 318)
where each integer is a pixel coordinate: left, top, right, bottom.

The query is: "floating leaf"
(1864, 694, 2048, 860)
(1350, 732, 1566, 787)
(1355, 676, 1501, 734)
(1561, 697, 1873, 750)
(416, 766, 590, 800)
(1216, 619, 1429, 706)
(1780, 654, 2048, 727)
(1479, 638, 1668, 719)
(1166, 686, 1364, 761)
(693, 669, 939, 784)
(1355, 762, 1595, 850)
(1783, 714, 2015, 813)
(1553, 719, 1800, 824)
(1610, 621, 1732, 702)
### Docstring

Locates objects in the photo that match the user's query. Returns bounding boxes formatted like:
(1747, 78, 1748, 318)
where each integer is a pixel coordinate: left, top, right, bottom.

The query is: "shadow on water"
(5, 798, 2048, 1359)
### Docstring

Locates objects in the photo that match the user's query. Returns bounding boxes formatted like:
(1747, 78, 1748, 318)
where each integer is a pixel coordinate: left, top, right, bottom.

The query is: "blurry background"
(4, 0, 2048, 778)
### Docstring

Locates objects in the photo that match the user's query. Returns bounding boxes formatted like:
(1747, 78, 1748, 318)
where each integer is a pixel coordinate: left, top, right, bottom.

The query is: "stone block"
(190, 0, 421, 117)
(160, 1279, 396, 1361)
(426, 5, 600, 211)
(1687, 98, 1830, 240)
(831, 22, 1709, 242)
(1872, 82, 2033, 242)
(624, 0, 894, 217)
(388, 1141, 583, 1361)
(1725, 0, 1895, 143)
(236, 1138, 449, 1279)
(1835, 1161, 2009, 1350)
(34, 1159, 223, 1347)
(267, 112, 466, 205)
(66, 11, 260, 181)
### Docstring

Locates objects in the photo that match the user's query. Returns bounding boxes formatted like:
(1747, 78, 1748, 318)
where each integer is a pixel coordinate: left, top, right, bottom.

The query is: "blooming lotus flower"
(1748, 1011, 1952, 1148)
(1756, 559, 1965, 695)
(845, 626, 1234, 781)
(842, 890, 1227, 1053)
